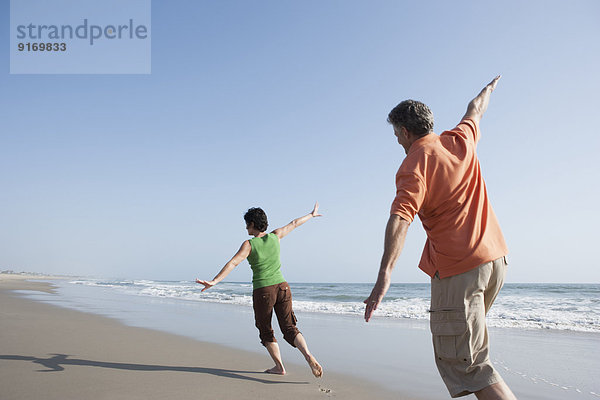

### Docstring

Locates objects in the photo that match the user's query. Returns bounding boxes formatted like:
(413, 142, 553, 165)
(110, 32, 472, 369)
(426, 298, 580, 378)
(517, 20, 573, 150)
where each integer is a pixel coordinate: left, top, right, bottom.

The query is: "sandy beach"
(3, 274, 600, 400)
(0, 275, 404, 400)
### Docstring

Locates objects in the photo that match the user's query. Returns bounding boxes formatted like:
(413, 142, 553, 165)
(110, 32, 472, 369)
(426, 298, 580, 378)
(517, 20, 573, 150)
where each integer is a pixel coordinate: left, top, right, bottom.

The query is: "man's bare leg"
(475, 381, 517, 400)
(293, 333, 323, 377)
(264, 341, 286, 375)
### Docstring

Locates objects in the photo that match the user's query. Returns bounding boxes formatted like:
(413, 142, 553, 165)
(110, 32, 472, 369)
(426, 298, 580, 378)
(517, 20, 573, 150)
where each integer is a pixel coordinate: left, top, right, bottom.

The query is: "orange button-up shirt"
(390, 119, 508, 278)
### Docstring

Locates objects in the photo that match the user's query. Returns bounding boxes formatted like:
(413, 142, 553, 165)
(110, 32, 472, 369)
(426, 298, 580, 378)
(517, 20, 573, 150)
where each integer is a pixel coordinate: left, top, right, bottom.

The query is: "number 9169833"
(18, 43, 67, 51)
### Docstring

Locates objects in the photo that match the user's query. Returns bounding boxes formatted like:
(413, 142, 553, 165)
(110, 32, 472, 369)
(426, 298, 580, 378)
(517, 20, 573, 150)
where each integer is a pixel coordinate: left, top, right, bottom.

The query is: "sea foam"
(68, 279, 600, 333)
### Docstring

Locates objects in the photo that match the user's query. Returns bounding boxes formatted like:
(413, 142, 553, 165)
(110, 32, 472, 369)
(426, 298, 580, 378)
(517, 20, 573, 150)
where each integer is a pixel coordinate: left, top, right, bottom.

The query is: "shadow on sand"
(0, 354, 308, 385)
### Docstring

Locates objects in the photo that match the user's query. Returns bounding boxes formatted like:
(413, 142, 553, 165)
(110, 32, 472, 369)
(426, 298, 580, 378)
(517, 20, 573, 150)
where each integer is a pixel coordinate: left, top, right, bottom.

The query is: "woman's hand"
(311, 201, 322, 218)
(195, 279, 215, 292)
(273, 203, 322, 239)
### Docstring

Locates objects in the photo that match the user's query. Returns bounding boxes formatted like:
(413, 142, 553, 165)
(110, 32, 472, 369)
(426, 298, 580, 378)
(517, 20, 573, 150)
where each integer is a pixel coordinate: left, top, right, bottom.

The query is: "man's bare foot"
(264, 366, 286, 375)
(306, 355, 323, 378)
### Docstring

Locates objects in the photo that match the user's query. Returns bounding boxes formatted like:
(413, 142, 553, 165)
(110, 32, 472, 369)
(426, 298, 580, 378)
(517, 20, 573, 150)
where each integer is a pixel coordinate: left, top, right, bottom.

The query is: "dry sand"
(0, 275, 406, 400)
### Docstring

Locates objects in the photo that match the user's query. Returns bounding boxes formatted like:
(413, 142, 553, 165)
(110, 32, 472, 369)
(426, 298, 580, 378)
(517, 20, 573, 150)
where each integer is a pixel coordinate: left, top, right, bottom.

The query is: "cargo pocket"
(252, 290, 271, 314)
(279, 284, 292, 303)
(429, 308, 472, 363)
(257, 292, 271, 304)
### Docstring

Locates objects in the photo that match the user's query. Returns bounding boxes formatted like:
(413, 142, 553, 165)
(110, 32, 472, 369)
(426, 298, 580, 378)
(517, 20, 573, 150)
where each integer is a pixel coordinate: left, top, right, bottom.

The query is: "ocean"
(65, 279, 600, 333)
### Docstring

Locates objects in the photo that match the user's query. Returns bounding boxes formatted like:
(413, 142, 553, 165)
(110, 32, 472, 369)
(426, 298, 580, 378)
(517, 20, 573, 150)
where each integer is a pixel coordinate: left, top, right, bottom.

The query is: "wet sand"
(0, 275, 405, 400)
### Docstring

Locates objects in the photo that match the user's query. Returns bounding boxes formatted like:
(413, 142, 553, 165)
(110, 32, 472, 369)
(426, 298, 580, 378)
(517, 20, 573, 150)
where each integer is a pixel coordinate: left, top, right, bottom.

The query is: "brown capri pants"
(430, 256, 508, 398)
(252, 282, 300, 347)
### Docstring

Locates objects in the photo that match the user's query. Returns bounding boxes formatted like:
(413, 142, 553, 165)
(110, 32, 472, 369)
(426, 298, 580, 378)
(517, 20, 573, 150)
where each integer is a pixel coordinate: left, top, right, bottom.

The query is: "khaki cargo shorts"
(430, 256, 507, 398)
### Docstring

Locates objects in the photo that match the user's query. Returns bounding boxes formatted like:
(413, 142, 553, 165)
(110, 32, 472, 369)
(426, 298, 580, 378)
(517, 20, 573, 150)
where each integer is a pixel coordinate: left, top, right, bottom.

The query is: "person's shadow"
(0, 354, 308, 385)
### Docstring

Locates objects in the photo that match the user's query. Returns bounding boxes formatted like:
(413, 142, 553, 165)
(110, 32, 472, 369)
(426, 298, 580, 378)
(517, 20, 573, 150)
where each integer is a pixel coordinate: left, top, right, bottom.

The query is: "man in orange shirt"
(364, 76, 517, 399)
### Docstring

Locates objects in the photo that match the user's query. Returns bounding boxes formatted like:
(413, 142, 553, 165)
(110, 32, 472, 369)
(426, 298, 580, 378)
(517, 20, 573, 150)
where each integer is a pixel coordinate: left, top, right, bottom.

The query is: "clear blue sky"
(1, 0, 599, 283)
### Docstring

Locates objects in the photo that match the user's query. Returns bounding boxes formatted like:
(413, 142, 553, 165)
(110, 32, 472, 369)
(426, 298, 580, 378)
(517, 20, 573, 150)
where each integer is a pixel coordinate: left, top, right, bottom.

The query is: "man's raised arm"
(462, 75, 501, 124)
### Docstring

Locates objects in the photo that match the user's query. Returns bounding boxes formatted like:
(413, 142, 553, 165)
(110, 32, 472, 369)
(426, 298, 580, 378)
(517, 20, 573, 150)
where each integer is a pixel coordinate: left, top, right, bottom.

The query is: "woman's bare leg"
(293, 333, 323, 377)
(264, 341, 286, 375)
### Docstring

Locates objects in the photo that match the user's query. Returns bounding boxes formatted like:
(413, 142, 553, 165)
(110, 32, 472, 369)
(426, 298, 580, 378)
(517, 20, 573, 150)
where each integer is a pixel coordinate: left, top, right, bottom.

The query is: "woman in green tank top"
(196, 203, 323, 378)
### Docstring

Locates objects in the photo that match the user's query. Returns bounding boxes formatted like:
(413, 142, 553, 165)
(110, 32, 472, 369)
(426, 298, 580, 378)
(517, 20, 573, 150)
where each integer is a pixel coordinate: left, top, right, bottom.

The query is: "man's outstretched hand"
(363, 276, 391, 322)
(463, 75, 502, 123)
(486, 75, 501, 92)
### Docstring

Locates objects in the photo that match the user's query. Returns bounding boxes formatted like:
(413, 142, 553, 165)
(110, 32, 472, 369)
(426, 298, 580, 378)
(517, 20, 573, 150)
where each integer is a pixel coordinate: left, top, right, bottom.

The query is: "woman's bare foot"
(293, 333, 323, 378)
(306, 355, 323, 378)
(264, 366, 286, 375)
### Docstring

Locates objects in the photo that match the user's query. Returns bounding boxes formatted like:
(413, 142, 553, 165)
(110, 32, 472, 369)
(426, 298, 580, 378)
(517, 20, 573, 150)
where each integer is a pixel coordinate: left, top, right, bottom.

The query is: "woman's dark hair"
(387, 99, 434, 136)
(244, 207, 268, 232)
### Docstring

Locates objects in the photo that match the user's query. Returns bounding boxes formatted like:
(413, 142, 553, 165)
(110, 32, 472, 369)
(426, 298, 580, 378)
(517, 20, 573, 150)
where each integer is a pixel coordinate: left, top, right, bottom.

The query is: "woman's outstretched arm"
(196, 240, 251, 291)
(272, 202, 322, 240)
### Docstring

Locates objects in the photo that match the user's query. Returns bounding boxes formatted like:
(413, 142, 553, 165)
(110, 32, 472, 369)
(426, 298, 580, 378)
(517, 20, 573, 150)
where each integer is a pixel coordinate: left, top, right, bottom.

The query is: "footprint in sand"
(319, 386, 332, 395)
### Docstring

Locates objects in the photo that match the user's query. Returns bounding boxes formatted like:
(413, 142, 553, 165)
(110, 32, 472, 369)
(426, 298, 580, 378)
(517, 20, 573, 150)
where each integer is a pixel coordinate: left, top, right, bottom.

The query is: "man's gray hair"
(387, 100, 434, 136)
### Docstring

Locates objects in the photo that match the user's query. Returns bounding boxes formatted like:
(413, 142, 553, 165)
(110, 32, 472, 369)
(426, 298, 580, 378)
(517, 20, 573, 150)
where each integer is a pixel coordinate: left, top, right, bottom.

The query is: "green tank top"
(247, 233, 286, 290)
